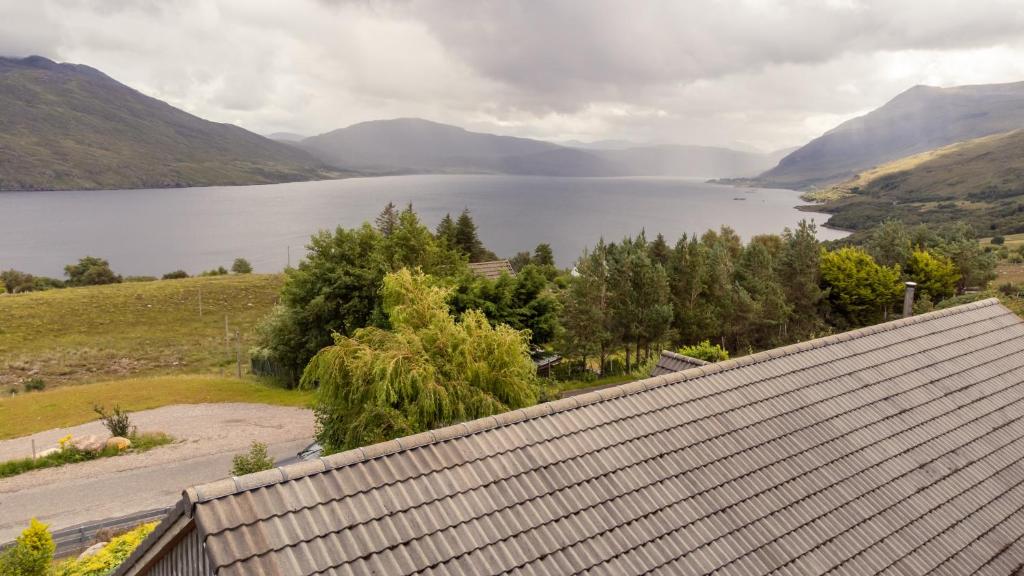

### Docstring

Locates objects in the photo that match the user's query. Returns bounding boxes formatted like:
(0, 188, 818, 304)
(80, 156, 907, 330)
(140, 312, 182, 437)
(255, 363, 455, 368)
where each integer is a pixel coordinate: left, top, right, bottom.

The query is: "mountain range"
(756, 80, 1024, 189)
(0, 56, 342, 191)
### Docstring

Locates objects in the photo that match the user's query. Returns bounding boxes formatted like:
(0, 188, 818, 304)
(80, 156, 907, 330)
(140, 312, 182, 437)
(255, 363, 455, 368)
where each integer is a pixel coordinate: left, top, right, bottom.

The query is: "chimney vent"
(903, 282, 917, 318)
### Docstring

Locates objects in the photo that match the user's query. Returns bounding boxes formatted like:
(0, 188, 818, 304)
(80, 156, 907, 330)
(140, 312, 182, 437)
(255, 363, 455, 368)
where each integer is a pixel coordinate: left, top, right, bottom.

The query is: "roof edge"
(186, 297, 1008, 505)
(658, 350, 709, 366)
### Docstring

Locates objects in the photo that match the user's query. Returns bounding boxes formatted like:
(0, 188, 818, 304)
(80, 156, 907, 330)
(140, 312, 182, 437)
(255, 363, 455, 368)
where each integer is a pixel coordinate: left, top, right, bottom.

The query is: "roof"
(650, 349, 708, 376)
(467, 259, 515, 280)
(118, 298, 1024, 575)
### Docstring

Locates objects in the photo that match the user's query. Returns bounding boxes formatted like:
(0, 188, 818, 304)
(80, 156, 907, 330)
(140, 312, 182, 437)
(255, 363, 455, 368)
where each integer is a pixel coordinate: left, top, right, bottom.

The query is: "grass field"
(0, 375, 313, 439)
(981, 233, 1024, 249)
(0, 274, 283, 390)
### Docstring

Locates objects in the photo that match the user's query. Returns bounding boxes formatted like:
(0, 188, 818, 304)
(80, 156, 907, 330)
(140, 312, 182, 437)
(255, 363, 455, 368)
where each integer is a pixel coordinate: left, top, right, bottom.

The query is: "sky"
(3, 0, 1024, 151)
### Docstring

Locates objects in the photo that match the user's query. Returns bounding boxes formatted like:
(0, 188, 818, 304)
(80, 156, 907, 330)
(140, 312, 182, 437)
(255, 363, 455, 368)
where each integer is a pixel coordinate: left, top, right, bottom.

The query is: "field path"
(0, 403, 314, 542)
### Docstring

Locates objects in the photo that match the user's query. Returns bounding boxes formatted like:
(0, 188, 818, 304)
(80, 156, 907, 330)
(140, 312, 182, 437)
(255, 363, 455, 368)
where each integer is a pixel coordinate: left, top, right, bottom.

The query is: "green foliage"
(199, 266, 229, 277)
(64, 256, 122, 287)
(300, 269, 540, 454)
(231, 258, 253, 274)
(55, 522, 156, 576)
(161, 270, 189, 280)
(867, 219, 913, 268)
(451, 264, 560, 345)
(933, 223, 997, 293)
(559, 241, 613, 370)
(677, 340, 730, 362)
(231, 441, 274, 476)
(608, 233, 673, 372)
(0, 518, 54, 576)
(22, 378, 44, 392)
(93, 404, 134, 438)
(509, 251, 532, 272)
(0, 433, 173, 479)
(375, 202, 400, 237)
(906, 250, 960, 302)
(1, 270, 39, 293)
(820, 247, 903, 328)
(992, 235, 1005, 245)
(533, 243, 555, 267)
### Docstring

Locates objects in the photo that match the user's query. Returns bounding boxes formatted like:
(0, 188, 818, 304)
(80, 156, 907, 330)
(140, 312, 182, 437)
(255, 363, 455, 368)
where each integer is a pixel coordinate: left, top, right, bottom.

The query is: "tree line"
(0, 257, 255, 293)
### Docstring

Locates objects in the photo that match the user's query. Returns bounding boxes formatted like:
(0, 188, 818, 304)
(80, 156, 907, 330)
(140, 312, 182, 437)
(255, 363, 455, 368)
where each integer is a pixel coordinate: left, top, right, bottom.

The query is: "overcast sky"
(3, 0, 1024, 150)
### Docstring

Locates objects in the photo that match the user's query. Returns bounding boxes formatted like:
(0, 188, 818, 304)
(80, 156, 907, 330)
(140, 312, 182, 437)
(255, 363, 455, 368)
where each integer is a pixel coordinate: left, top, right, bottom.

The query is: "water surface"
(0, 175, 845, 276)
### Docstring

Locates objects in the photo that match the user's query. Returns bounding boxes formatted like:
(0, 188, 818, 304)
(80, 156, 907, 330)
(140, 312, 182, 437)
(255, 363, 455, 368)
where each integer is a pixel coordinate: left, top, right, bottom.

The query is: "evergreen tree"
(560, 241, 613, 372)
(648, 233, 672, 267)
(509, 251, 532, 272)
(454, 208, 486, 261)
(906, 250, 960, 302)
(533, 243, 555, 267)
(375, 202, 399, 237)
(868, 219, 912, 268)
(778, 221, 824, 340)
(820, 247, 903, 328)
(435, 213, 457, 248)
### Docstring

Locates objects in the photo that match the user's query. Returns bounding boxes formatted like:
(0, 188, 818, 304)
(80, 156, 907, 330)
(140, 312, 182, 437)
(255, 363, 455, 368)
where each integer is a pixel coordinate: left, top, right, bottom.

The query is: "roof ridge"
(658, 350, 709, 365)
(186, 298, 1009, 505)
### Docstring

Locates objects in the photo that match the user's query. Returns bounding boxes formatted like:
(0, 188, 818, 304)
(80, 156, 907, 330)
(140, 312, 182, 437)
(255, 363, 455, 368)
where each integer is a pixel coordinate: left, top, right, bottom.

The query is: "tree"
(454, 209, 487, 262)
(648, 233, 671, 267)
(300, 269, 540, 454)
(533, 243, 555, 267)
(231, 441, 275, 476)
(162, 270, 189, 280)
(231, 258, 253, 274)
(868, 219, 912, 268)
(608, 234, 672, 371)
(0, 518, 54, 576)
(451, 264, 560, 345)
(64, 256, 121, 286)
(560, 241, 614, 372)
(435, 213, 457, 248)
(375, 202, 400, 237)
(509, 251, 532, 272)
(820, 247, 903, 328)
(934, 223, 997, 293)
(678, 340, 729, 362)
(778, 221, 824, 340)
(1, 269, 36, 293)
(906, 250, 960, 302)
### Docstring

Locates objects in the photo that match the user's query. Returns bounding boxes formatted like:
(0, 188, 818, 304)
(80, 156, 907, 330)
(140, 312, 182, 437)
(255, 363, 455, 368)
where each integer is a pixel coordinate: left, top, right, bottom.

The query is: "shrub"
(231, 258, 253, 274)
(231, 441, 274, 476)
(678, 340, 730, 362)
(0, 518, 54, 576)
(999, 283, 1020, 297)
(93, 404, 135, 438)
(1011, 254, 1024, 264)
(64, 256, 122, 287)
(991, 236, 1005, 245)
(161, 270, 189, 280)
(22, 378, 44, 392)
(54, 522, 156, 576)
(0, 269, 36, 294)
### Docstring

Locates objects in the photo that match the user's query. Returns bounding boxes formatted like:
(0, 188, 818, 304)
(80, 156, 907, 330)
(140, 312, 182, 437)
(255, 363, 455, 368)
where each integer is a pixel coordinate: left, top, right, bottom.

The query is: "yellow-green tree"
(906, 250, 960, 302)
(820, 247, 903, 328)
(0, 518, 54, 576)
(301, 269, 540, 454)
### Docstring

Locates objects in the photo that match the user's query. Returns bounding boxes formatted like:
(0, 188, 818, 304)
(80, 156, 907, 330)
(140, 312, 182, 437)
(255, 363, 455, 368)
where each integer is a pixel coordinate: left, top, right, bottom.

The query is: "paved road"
(0, 437, 309, 542)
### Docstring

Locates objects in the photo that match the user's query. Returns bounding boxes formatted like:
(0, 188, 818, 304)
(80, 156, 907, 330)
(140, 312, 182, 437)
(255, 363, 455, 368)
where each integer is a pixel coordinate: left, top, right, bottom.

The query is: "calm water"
(0, 175, 846, 276)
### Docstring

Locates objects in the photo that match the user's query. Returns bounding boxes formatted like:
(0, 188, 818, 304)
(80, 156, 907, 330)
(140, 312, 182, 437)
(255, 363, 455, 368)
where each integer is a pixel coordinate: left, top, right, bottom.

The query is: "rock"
(71, 434, 104, 453)
(106, 436, 132, 450)
(78, 542, 107, 560)
(36, 447, 59, 458)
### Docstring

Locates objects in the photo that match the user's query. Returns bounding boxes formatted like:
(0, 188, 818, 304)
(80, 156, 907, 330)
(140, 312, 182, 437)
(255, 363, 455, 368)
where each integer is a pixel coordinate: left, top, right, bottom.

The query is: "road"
(0, 404, 314, 542)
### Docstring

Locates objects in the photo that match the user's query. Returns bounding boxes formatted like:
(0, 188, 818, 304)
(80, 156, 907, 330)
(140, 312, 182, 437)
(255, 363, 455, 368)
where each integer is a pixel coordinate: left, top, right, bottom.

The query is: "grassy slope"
(0, 56, 345, 191)
(0, 375, 312, 439)
(804, 129, 1024, 234)
(0, 275, 283, 389)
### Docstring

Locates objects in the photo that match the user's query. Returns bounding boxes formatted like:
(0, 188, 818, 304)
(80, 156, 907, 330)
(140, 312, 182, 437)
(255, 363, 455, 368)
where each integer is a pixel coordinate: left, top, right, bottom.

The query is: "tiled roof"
(467, 259, 516, 279)
(650, 349, 709, 376)
(120, 298, 1024, 575)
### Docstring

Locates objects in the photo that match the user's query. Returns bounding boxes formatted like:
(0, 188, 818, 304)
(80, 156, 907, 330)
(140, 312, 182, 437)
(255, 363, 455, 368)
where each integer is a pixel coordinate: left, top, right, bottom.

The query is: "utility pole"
(235, 329, 242, 378)
(198, 287, 203, 317)
(223, 315, 229, 376)
(287, 245, 291, 269)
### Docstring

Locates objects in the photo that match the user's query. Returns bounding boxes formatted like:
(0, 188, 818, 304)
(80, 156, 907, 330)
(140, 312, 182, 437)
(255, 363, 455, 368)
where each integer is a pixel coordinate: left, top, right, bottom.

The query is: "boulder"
(71, 434, 104, 453)
(106, 436, 132, 450)
(78, 541, 107, 560)
(36, 447, 59, 458)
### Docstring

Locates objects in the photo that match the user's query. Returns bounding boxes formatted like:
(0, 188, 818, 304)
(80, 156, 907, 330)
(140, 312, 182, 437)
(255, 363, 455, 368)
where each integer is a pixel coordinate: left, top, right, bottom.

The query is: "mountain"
(300, 118, 777, 178)
(592, 145, 790, 178)
(267, 132, 306, 142)
(0, 56, 341, 191)
(758, 80, 1024, 189)
(804, 129, 1024, 235)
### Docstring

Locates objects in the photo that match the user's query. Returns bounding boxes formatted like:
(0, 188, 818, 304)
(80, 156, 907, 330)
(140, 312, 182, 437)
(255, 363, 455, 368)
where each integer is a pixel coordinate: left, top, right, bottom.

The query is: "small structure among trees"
(466, 259, 516, 280)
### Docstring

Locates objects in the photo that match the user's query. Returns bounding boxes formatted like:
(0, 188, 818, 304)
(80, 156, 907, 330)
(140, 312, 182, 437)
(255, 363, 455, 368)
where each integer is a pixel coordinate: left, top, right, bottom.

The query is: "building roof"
(118, 298, 1024, 575)
(467, 259, 516, 280)
(650, 349, 709, 376)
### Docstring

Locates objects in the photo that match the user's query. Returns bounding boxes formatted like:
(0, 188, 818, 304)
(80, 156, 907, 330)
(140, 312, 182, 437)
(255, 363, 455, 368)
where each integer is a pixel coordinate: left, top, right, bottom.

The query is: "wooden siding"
(147, 527, 212, 576)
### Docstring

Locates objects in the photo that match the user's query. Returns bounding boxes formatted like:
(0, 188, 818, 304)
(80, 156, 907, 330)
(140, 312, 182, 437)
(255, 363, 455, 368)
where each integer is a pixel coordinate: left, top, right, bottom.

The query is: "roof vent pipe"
(903, 282, 917, 318)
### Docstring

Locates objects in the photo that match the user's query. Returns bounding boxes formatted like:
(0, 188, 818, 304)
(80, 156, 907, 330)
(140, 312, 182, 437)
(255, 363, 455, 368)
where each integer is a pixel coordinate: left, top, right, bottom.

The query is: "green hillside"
(804, 129, 1024, 234)
(0, 56, 344, 191)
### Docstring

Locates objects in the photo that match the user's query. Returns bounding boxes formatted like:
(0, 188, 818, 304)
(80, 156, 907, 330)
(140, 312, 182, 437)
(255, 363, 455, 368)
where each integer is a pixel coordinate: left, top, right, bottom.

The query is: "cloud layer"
(4, 0, 1024, 149)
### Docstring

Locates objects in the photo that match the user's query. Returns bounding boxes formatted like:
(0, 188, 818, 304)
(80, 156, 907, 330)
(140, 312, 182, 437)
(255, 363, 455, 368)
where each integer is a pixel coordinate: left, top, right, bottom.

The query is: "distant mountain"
(559, 139, 641, 150)
(300, 118, 776, 178)
(0, 56, 341, 191)
(804, 129, 1024, 235)
(758, 80, 1024, 189)
(267, 132, 306, 142)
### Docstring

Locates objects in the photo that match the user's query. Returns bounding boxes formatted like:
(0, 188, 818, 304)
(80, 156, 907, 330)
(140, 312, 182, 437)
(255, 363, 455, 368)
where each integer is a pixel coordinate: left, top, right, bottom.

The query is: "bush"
(991, 236, 1005, 245)
(0, 518, 54, 576)
(0, 433, 172, 480)
(231, 441, 274, 476)
(231, 258, 253, 274)
(161, 270, 189, 280)
(199, 266, 229, 277)
(678, 340, 730, 362)
(22, 378, 44, 392)
(93, 404, 135, 438)
(54, 522, 156, 576)
(64, 256, 122, 287)
(999, 283, 1020, 297)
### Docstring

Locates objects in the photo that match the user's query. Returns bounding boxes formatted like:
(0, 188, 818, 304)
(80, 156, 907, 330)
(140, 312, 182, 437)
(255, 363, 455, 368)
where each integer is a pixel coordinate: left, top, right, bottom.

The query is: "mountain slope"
(759, 80, 1024, 188)
(804, 129, 1024, 234)
(0, 56, 340, 191)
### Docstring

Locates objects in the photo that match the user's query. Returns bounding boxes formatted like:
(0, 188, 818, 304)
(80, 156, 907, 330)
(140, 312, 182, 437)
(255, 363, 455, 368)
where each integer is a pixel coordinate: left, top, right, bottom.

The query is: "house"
(116, 298, 1024, 575)
(650, 349, 708, 376)
(467, 259, 516, 280)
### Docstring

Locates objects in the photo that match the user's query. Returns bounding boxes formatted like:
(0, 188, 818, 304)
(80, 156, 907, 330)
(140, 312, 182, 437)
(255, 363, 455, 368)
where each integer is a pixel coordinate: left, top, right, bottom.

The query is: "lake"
(0, 175, 846, 277)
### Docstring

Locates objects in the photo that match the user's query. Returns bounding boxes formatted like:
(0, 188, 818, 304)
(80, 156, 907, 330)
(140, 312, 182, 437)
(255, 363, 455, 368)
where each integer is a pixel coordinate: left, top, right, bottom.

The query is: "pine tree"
(454, 209, 486, 261)
(779, 220, 824, 340)
(532, 243, 555, 267)
(375, 202, 399, 237)
(435, 213, 456, 248)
